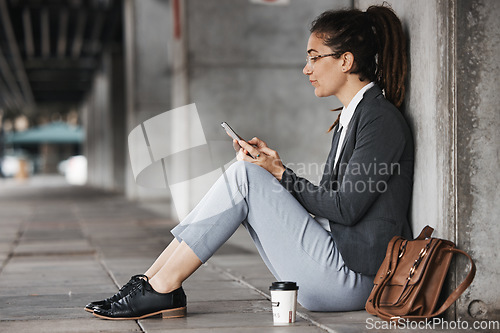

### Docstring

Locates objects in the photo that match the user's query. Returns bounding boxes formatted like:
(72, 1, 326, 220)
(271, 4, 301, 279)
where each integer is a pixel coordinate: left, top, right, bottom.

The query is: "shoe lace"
(109, 274, 147, 301)
(130, 275, 150, 297)
(118, 274, 147, 293)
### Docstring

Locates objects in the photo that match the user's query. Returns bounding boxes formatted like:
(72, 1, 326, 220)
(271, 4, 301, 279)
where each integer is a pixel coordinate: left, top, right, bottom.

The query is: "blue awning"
(5, 122, 84, 144)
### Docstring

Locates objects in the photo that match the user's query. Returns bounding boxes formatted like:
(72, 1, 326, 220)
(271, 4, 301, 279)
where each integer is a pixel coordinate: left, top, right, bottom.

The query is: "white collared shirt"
(315, 82, 375, 232)
(334, 82, 375, 167)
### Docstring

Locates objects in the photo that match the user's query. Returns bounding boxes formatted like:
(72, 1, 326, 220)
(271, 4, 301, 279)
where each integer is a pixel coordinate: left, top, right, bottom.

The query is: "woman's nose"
(303, 63, 312, 75)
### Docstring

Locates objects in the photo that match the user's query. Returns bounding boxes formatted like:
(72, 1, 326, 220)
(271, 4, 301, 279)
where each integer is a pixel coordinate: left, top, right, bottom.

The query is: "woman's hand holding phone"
(221, 122, 251, 156)
(237, 137, 286, 181)
(221, 122, 285, 180)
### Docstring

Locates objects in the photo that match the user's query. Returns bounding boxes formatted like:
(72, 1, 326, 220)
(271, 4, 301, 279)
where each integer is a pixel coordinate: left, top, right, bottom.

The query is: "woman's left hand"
(236, 138, 286, 180)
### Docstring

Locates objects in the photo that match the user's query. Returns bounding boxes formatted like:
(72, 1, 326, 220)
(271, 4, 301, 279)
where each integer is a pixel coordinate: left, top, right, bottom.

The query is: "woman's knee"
(229, 160, 259, 172)
(225, 161, 249, 182)
(226, 160, 248, 174)
(227, 161, 267, 181)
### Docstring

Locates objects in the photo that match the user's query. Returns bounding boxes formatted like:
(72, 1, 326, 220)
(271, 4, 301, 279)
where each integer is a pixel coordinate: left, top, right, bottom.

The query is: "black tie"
(320, 125, 343, 187)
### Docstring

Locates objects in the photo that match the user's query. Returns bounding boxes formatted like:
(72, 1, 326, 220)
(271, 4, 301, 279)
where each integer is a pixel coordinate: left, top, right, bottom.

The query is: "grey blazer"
(280, 85, 414, 276)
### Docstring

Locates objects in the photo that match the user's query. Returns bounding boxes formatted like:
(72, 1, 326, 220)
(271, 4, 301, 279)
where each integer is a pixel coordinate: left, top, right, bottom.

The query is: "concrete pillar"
(84, 53, 113, 190)
(83, 45, 125, 192)
(110, 49, 126, 192)
(123, 0, 174, 202)
(355, 0, 500, 321)
(456, 0, 500, 321)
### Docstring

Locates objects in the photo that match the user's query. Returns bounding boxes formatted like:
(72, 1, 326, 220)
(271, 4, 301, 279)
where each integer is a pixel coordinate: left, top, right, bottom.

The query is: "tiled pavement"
(0, 175, 453, 333)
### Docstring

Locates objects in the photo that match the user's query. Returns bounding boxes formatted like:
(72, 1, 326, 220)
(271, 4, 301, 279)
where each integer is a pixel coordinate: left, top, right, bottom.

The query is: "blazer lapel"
(331, 85, 384, 177)
(320, 123, 341, 187)
(332, 124, 353, 176)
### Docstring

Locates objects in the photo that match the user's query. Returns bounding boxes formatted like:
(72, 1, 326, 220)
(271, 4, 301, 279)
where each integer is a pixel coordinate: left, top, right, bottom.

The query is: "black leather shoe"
(84, 274, 146, 313)
(93, 278, 187, 320)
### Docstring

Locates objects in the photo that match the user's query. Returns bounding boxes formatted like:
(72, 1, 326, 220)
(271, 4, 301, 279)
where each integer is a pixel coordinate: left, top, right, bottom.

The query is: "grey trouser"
(171, 161, 374, 311)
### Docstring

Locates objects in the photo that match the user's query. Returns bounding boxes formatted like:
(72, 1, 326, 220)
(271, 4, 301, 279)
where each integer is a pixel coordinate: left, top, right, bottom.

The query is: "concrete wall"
(121, 0, 352, 215)
(163, 0, 352, 219)
(185, 0, 349, 181)
(356, 0, 500, 321)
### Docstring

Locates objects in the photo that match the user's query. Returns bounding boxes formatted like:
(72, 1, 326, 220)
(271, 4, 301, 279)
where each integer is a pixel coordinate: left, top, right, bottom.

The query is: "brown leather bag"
(365, 225, 476, 321)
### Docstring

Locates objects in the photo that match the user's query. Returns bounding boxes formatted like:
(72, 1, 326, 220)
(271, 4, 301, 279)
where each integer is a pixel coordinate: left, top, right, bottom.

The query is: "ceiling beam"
(0, 72, 20, 110)
(41, 7, 50, 58)
(57, 8, 69, 58)
(88, 11, 104, 54)
(0, 0, 35, 107)
(0, 47, 24, 109)
(72, 10, 87, 59)
(22, 7, 34, 59)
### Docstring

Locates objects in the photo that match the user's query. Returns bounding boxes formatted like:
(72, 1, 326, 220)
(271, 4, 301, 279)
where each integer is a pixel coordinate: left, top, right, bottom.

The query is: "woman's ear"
(341, 52, 354, 72)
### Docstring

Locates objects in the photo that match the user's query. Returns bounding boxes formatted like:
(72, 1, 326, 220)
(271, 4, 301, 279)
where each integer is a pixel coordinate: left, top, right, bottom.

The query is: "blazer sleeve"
(279, 108, 406, 226)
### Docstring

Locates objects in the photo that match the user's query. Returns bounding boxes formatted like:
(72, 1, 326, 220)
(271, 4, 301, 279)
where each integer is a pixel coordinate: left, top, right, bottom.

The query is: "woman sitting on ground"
(86, 4, 414, 320)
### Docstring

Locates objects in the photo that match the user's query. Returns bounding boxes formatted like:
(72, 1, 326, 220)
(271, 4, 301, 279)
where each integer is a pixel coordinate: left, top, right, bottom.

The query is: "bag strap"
(416, 225, 434, 240)
(372, 247, 476, 321)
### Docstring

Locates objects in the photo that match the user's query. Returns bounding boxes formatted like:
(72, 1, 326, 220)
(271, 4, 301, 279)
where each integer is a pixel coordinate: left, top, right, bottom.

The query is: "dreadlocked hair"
(310, 4, 407, 132)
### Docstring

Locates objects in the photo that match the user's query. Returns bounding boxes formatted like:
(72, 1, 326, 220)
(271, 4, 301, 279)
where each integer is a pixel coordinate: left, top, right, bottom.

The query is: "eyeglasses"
(306, 53, 341, 69)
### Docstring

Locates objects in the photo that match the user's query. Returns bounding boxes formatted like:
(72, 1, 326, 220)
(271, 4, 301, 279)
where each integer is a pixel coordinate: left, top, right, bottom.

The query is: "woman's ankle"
(149, 276, 181, 294)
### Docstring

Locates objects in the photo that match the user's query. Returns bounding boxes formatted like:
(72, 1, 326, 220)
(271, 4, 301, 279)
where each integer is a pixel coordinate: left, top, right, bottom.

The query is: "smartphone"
(221, 122, 255, 158)
(221, 122, 243, 142)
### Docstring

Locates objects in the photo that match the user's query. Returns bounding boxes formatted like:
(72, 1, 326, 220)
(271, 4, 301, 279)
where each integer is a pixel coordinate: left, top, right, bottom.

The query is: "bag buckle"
(398, 241, 407, 258)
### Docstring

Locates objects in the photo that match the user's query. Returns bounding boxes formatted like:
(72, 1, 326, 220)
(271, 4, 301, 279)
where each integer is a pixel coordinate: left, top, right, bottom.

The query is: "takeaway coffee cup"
(269, 281, 299, 324)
